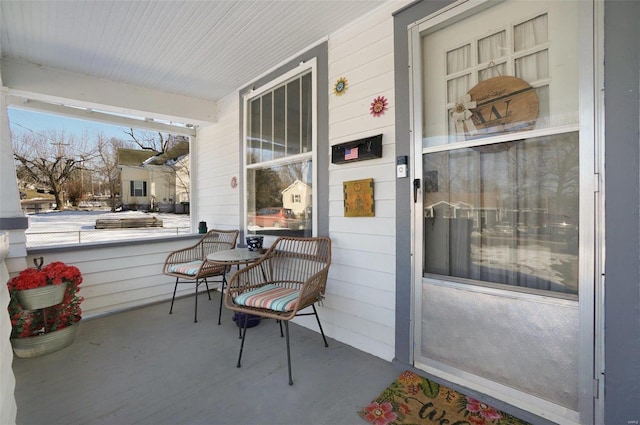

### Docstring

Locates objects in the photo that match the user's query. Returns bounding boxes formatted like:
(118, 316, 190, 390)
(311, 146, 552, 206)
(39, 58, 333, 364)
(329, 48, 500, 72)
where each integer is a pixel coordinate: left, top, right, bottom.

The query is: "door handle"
(413, 178, 421, 203)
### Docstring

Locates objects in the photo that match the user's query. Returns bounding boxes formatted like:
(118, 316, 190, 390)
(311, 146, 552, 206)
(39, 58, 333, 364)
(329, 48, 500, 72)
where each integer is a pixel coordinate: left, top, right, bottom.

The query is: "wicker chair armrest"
(300, 268, 328, 297)
(162, 244, 206, 276)
(294, 268, 329, 310)
(197, 260, 229, 277)
(164, 245, 201, 264)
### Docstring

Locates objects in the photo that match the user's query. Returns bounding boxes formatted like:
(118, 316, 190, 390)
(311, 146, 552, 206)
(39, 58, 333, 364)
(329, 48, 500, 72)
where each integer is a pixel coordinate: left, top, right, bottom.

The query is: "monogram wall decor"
(452, 75, 539, 139)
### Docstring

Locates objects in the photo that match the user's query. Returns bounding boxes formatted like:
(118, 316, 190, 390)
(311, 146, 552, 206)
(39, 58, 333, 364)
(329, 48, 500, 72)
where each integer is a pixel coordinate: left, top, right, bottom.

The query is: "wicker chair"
(224, 236, 331, 384)
(163, 229, 239, 323)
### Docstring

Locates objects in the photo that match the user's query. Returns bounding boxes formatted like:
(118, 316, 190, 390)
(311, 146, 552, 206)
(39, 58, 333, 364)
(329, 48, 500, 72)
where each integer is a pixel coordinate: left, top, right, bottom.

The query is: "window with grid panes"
(245, 63, 314, 237)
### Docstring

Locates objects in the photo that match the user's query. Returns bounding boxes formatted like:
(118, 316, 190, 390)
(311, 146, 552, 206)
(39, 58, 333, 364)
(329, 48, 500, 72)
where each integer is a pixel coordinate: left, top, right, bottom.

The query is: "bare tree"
(13, 130, 94, 210)
(124, 129, 187, 153)
(174, 155, 190, 203)
(93, 133, 131, 211)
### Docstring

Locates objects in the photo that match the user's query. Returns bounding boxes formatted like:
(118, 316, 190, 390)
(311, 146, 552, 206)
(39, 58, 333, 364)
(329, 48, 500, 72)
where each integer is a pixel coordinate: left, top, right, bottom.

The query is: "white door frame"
(407, 1, 604, 423)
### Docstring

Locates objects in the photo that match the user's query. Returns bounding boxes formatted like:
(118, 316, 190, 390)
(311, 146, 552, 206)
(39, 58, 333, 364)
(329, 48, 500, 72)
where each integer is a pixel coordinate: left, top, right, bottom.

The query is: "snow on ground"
(25, 210, 192, 247)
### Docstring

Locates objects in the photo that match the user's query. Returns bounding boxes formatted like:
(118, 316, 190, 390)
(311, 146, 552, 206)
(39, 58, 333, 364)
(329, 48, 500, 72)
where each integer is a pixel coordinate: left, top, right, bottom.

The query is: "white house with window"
(118, 143, 189, 212)
(1, 1, 639, 424)
(282, 180, 311, 217)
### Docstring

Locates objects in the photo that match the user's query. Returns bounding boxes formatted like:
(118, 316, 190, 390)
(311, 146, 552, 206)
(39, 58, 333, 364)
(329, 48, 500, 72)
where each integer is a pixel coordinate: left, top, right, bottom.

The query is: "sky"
(8, 107, 134, 145)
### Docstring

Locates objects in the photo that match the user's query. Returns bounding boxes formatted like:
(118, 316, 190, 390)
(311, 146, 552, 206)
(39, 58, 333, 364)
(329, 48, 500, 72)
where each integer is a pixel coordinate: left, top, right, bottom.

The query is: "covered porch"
(12, 293, 400, 425)
(2, 1, 640, 424)
(7, 236, 548, 425)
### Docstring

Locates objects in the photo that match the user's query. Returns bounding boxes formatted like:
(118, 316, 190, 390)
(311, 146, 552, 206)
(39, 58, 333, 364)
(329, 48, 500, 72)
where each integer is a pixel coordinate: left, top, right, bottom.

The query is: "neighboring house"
(14, 182, 56, 213)
(425, 192, 501, 228)
(281, 179, 310, 217)
(117, 142, 189, 212)
(19, 198, 55, 214)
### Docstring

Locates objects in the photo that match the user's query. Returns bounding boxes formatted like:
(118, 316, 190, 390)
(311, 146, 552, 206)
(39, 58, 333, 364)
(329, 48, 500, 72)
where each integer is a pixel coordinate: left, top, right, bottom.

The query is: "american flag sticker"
(345, 147, 359, 160)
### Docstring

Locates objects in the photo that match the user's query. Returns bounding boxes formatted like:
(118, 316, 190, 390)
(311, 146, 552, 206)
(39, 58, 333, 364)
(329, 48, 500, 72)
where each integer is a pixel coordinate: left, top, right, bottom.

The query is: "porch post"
(0, 88, 28, 271)
(0, 233, 17, 425)
(0, 88, 20, 424)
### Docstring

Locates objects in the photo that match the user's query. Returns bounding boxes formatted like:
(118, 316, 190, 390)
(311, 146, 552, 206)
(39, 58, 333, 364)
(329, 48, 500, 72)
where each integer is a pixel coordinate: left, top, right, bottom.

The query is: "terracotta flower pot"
(16, 282, 68, 310)
(11, 321, 79, 359)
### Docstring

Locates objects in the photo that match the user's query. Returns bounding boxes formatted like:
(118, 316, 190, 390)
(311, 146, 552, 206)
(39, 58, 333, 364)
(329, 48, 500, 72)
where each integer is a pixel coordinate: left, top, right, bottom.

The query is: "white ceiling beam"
(7, 97, 197, 137)
(1, 58, 217, 127)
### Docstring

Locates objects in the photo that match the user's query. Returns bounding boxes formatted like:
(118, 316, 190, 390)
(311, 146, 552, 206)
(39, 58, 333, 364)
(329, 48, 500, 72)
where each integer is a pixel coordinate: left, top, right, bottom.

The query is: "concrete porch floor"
(11, 292, 401, 425)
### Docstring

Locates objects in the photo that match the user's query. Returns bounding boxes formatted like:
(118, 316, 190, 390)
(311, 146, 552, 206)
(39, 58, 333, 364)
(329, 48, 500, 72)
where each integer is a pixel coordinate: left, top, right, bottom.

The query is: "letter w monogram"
(474, 99, 512, 124)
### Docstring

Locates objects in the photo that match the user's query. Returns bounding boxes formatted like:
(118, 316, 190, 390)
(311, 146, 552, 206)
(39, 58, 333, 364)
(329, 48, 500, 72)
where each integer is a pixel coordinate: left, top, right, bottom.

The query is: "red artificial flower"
(7, 260, 84, 338)
(7, 268, 48, 290)
(44, 261, 82, 286)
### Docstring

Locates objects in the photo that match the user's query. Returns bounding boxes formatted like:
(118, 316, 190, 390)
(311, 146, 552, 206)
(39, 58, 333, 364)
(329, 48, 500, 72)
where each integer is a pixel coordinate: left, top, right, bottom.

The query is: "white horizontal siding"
(323, 2, 404, 361)
(191, 0, 412, 362)
(21, 237, 201, 318)
(194, 92, 241, 230)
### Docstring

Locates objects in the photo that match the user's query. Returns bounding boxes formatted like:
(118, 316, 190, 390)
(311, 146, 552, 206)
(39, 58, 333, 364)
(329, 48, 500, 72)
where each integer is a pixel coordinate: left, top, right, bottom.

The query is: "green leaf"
(421, 378, 440, 398)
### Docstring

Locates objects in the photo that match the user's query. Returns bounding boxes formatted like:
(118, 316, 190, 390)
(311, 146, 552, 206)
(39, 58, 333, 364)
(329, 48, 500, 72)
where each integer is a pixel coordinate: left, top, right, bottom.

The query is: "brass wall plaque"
(343, 178, 374, 217)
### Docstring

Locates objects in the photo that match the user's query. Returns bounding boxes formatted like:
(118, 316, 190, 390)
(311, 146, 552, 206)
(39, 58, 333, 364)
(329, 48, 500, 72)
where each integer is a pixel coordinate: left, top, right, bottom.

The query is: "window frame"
(242, 59, 318, 241)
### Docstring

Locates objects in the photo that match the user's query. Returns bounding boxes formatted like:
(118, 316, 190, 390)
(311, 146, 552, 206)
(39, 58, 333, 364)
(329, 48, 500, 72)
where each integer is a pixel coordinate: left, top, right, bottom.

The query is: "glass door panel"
(423, 133, 579, 296)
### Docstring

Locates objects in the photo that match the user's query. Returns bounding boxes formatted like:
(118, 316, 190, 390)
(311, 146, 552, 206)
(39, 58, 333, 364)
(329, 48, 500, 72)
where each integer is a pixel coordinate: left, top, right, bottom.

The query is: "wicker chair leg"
(205, 278, 211, 300)
(217, 275, 227, 326)
(194, 281, 199, 323)
(278, 320, 284, 337)
(237, 313, 250, 368)
(169, 278, 179, 314)
(312, 304, 329, 347)
(284, 321, 293, 385)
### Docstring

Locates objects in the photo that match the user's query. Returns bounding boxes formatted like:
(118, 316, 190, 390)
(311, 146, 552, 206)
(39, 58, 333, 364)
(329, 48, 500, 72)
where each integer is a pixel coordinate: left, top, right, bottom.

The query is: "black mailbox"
(331, 134, 383, 164)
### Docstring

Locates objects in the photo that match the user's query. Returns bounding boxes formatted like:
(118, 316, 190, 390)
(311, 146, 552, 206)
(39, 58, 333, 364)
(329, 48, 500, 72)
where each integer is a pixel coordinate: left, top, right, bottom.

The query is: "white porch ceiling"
(0, 0, 390, 126)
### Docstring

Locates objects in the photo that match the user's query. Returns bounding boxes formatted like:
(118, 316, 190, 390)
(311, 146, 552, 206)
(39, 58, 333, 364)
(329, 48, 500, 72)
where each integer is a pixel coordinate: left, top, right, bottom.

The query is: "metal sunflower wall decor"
(370, 95, 388, 117)
(333, 77, 348, 96)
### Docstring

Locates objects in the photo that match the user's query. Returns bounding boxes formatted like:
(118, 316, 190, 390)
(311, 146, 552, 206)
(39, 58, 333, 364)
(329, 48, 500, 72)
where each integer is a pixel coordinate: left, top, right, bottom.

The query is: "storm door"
(410, 1, 598, 424)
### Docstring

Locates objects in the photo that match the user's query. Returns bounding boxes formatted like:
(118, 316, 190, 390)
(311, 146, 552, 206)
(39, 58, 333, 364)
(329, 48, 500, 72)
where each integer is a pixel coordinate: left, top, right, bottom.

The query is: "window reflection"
(423, 132, 579, 295)
(246, 159, 312, 237)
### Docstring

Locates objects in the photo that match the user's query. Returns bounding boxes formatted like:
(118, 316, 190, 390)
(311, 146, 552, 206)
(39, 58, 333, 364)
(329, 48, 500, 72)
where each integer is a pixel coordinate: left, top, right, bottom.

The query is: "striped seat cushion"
(234, 284, 300, 312)
(168, 260, 202, 276)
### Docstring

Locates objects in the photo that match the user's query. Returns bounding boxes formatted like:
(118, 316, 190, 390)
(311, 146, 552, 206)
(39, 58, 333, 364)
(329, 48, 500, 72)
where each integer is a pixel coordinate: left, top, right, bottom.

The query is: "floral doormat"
(358, 370, 532, 425)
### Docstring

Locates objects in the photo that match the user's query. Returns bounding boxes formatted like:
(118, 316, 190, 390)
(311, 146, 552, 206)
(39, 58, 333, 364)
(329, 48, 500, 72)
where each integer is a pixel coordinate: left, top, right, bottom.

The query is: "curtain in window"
(444, 14, 548, 140)
(423, 133, 579, 295)
(446, 45, 470, 103)
(514, 14, 548, 51)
